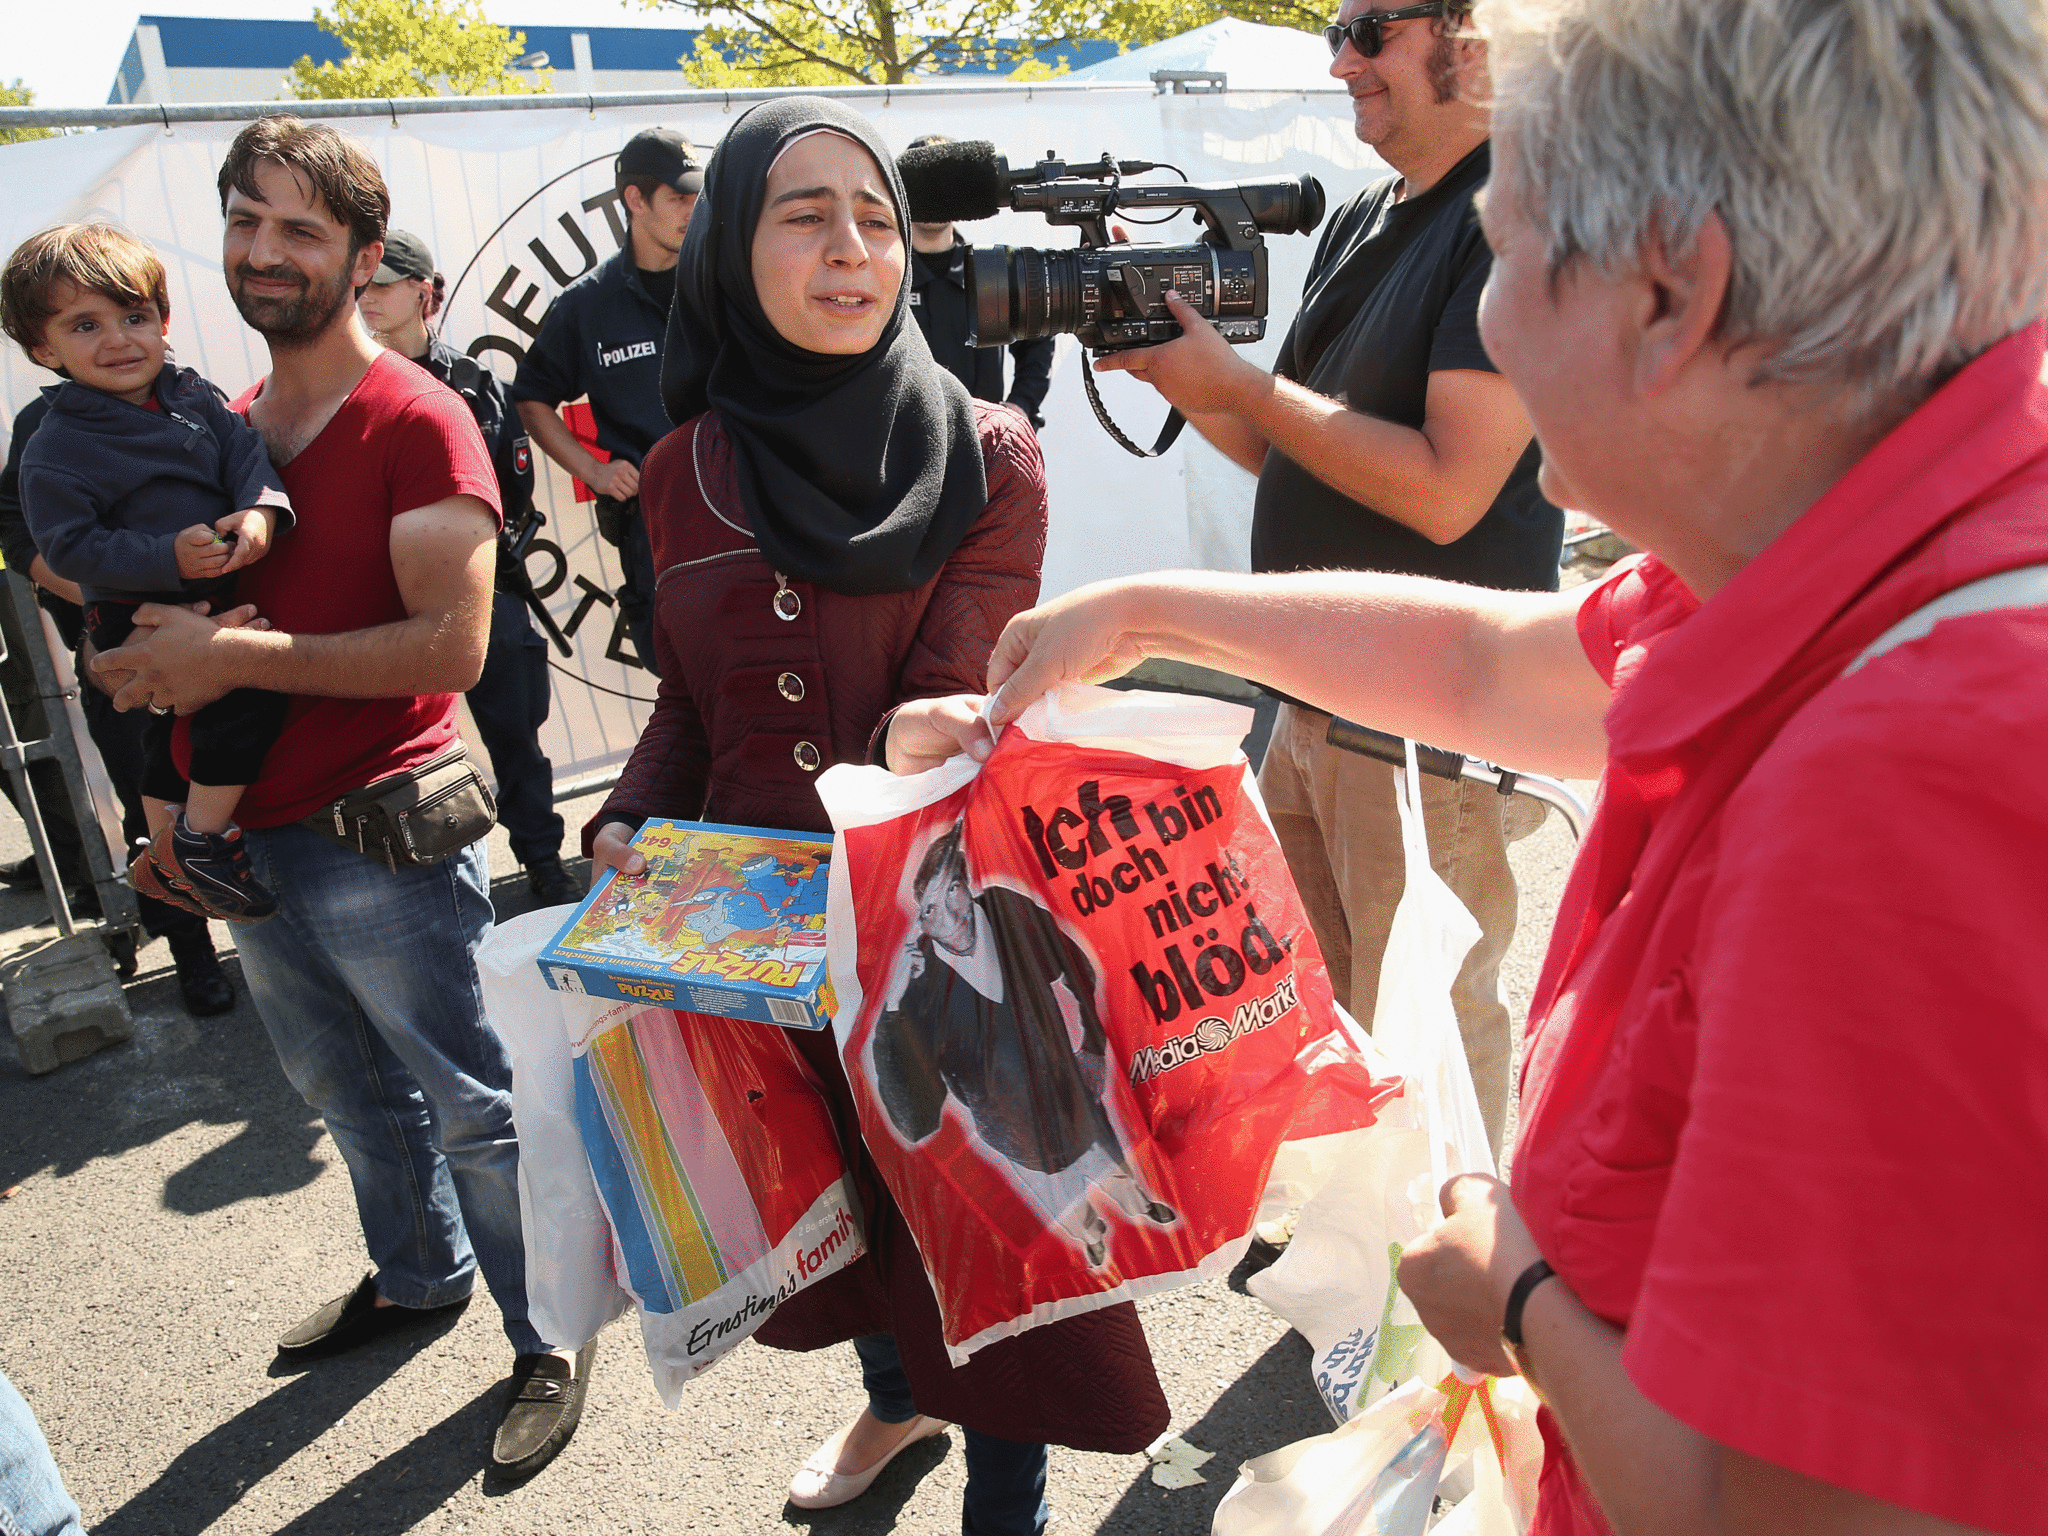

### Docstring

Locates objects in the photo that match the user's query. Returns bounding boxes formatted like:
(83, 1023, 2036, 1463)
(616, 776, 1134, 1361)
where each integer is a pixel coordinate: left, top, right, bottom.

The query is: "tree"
(674, 0, 1046, 88)
(289, 0, 553, 100)
(661, 0, 1321, 90)
(1, 81, 57, 147)
(1064, 0, 1330, 42)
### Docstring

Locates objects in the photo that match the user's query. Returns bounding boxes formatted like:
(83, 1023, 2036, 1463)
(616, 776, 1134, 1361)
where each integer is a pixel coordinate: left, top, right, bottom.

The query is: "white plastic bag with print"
(1249, 742, 1495, 1421)
(1211, 1370, 1541, 1536)
(477, 908, 633, 1352)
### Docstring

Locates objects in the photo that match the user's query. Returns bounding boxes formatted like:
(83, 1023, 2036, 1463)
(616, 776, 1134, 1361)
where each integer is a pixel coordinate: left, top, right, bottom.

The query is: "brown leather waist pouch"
(302, 743, 498, 871)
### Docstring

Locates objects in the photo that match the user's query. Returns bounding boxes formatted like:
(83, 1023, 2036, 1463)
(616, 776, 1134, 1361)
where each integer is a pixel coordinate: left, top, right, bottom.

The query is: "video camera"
(898, 140, 1326, 355)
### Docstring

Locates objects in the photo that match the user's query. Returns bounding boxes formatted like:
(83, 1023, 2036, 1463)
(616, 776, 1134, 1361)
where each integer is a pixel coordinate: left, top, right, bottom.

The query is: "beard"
(229, 259, 357, 348)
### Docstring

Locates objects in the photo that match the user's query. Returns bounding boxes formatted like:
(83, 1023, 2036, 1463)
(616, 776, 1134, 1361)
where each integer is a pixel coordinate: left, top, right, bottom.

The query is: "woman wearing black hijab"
(585, 98, 1168, 1534)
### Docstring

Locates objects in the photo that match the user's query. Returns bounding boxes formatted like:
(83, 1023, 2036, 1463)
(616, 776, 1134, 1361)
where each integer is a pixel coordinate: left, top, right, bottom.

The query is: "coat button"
(793, 741, 822, 773)
(773, 587, 802, 621)
(777, 672, 806, 703)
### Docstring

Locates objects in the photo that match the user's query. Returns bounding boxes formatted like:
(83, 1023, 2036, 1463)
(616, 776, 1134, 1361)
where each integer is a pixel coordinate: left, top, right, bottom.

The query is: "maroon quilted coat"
(586, 401, 1170, 1452)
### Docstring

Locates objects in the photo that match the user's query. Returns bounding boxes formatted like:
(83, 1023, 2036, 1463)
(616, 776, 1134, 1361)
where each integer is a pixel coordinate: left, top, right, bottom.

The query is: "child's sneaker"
(127, 835, 211, 920)
(162, 814, 277, 923)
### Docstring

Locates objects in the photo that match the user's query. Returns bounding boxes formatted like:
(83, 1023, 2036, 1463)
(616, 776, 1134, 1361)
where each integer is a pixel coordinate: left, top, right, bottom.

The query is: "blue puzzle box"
(535, 819, 834, 1029)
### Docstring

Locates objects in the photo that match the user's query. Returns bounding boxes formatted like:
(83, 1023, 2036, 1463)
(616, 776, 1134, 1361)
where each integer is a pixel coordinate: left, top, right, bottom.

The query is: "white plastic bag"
(1371, 739, 1493, 1192)
(481, 909, 867, 1406)
(1248, 1084, 1441, 1421)
(477, 908, 633, 1352)
(1249, 745, 1495, 1420)
(1211, 1372, 1542, 1536)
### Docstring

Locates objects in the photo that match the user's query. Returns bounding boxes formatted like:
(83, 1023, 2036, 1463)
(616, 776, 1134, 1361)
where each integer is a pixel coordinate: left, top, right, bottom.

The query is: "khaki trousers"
(1258, 703, 1537, 1154)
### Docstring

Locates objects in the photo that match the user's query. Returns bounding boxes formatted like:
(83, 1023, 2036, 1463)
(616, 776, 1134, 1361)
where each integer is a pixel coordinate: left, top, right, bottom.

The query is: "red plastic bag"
(818, 683, 1397, 1361)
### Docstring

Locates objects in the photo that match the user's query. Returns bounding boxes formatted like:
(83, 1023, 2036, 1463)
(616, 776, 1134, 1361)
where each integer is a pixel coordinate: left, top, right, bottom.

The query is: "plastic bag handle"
(1434, 1371, 1511, 1474)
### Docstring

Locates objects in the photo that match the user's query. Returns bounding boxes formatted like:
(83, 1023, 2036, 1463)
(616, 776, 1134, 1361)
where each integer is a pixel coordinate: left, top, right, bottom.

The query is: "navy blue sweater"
(19, 363, 292, 604)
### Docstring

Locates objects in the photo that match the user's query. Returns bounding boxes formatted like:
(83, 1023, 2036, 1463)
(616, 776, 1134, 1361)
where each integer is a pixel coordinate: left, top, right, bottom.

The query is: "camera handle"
(1083, 361, 1188, 457)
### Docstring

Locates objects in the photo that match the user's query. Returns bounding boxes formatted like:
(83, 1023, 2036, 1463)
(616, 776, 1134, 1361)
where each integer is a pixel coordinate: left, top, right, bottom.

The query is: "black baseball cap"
(616, 126, 704, 195)
(374, 229, 436, 284)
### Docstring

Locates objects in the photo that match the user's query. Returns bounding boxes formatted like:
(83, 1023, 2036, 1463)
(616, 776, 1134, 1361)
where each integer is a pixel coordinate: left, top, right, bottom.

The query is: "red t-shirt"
(1514, 324, 2048, 1536)
(174, 350, 500, 826)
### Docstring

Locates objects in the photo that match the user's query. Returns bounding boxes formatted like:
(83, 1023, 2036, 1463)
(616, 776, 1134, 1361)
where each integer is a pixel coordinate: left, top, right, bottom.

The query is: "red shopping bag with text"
(817, 683, 1398, 1361)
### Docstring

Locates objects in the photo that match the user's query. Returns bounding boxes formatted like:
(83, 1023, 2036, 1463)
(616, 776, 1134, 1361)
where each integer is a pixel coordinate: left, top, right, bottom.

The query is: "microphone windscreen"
(899, 140, 1007, 223)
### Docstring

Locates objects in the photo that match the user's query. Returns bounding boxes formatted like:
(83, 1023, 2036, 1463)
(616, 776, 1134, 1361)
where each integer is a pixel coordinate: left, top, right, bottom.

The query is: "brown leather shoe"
(491, 1343, 595, 1480)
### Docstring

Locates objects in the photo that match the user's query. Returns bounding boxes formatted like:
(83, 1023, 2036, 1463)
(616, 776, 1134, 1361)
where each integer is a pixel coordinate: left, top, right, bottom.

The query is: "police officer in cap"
(358, 230, 580, 906)
(511, 127, 702, 678)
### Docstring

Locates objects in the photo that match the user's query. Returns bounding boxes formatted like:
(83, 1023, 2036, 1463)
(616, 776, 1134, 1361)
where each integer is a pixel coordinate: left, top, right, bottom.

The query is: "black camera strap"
(1084, 362, 1189, 457)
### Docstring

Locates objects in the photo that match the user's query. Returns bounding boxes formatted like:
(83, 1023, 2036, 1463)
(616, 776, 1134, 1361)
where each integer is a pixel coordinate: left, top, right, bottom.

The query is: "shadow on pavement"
(0, 861, 587, 1211)
(92, 1329, 482, 1536)
(0, 941, 331, 1213)
(1227, 1238, 1284, 1296)
(270, 1383, 501, 1535)
(1092, 1331, 1327, 1535)
(779, 1430, 955, 1533)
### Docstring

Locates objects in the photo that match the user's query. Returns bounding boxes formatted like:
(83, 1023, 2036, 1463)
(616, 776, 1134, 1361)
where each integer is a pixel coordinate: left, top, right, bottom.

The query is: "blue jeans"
(0, 1372, 83, 1536)
(234, 826, 546, 1356)
(466, 591, 564, 866)
(853, 1335, 1048, 1536)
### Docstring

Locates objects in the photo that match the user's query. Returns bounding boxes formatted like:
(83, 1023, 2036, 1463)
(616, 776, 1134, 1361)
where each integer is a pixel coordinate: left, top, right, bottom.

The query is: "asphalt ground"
(0, 762, 1584, 1536)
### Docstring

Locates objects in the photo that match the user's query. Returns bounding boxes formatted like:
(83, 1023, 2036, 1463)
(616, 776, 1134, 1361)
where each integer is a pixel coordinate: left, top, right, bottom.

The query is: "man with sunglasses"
(1095, 0, 1561, 1153)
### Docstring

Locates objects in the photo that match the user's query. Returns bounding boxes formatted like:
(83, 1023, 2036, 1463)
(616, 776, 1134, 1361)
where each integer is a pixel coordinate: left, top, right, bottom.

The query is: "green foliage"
(1, 80, 57, 147)
(1084, 0, 1330, 43)
(288, 0, 554, 99)
(673, 0, 1050, 87)
(661, 0, 1322, 90)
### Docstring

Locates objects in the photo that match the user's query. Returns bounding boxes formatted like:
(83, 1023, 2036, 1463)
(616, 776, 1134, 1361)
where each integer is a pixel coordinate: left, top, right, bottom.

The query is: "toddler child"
(1, 222, 292, 921)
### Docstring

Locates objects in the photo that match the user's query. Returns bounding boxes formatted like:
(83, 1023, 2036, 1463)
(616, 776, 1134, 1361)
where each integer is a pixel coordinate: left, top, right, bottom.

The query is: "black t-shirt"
(1251, 141, 1561, 592)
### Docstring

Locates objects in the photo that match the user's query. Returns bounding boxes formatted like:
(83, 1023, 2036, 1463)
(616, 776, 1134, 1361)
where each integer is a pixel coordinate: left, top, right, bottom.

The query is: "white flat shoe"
(786, 1414, 949, 1509)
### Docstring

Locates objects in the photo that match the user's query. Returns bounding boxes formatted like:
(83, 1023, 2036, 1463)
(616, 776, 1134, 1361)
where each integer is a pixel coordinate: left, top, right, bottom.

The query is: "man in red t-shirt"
(94, 115, 593, 1480)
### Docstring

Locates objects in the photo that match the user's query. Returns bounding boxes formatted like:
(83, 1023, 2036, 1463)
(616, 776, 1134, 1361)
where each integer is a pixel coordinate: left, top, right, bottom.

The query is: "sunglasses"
(1324, 1, 1446, 57)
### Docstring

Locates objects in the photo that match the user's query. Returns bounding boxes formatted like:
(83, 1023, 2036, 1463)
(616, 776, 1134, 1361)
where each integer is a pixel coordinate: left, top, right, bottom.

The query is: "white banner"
(0, 87, 1382, 791)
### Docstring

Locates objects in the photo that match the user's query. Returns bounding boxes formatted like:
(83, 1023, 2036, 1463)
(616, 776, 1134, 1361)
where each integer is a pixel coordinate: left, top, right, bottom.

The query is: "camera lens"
(969, 247, 1081, 346)
(968, 246, 1013, 347)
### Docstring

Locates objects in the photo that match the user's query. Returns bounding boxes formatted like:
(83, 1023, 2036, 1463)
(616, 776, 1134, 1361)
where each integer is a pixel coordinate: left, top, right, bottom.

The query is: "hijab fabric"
(662, 96, 987, 596)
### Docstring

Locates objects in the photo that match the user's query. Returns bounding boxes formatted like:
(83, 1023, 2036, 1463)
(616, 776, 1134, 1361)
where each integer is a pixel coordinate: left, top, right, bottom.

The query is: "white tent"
(1066, 18, 1334, 92)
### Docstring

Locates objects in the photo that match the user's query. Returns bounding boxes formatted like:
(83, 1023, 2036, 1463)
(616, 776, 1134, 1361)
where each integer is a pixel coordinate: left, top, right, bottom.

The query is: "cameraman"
(904, 133, 1055, 430)
(1098, 0, 1561, 1152)
(358, 230, 577, 906)
(512, 127, 703, 679)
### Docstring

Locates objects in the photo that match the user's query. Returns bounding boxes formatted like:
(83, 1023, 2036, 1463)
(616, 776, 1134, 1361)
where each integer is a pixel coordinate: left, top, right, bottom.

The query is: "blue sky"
(11, 0, 699, 109)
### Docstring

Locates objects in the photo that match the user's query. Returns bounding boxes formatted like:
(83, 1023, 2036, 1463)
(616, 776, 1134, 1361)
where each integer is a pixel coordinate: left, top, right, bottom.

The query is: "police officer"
(511, 127, 702, 678)
(904, 133, 1055, 430)
(358, 230, 579, 906)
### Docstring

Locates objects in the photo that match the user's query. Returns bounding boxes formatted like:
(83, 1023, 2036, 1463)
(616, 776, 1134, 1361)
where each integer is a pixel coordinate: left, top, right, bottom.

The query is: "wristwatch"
(1499, 1258, 1556, 1395)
